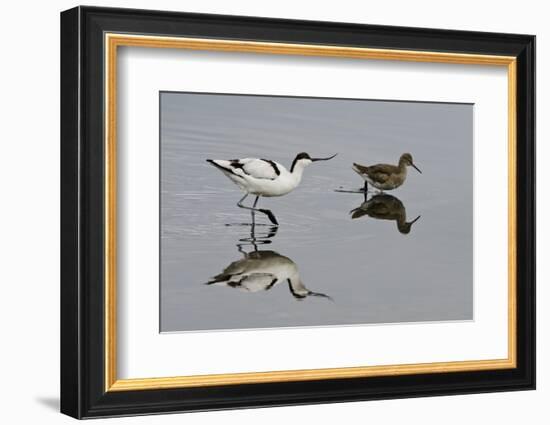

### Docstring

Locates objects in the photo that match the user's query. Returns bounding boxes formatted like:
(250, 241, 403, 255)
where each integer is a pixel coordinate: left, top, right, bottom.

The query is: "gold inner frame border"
(104, 33, 517, 392)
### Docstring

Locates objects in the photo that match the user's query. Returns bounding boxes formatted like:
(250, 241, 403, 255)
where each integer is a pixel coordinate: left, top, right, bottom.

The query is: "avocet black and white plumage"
(206, 152, 337, 225)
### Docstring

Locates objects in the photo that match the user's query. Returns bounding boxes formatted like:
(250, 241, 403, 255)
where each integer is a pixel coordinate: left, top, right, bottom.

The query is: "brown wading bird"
(352, 153, 422, 193)
(350, 194, 421, 234)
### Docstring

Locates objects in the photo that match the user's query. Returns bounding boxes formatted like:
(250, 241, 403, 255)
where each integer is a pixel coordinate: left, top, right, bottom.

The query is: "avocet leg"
(251, 196, 258, 226)
(236, 193, 249, 208)
(237, 194, 278, 225)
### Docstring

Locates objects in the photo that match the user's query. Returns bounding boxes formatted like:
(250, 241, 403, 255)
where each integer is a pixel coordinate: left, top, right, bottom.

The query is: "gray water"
(160, 92, 473, 333)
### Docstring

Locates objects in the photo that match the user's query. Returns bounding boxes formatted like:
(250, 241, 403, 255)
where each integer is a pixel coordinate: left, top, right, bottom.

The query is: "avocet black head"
(290, 152, 337, 172)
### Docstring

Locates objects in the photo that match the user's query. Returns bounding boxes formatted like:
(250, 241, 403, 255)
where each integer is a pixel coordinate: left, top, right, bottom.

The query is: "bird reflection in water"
(206, 217, 332, 301)
(350, 194, 421, 235)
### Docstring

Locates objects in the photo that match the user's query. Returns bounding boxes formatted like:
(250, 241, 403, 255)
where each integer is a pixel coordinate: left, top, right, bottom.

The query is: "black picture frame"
(61, 5, 535, 419)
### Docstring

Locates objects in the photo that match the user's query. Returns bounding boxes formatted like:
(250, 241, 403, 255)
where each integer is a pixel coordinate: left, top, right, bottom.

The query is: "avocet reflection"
(205, 222, 332, 301)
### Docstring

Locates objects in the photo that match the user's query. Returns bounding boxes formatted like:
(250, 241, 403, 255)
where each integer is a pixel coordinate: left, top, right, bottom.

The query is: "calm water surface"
(160, 92, 473, 332)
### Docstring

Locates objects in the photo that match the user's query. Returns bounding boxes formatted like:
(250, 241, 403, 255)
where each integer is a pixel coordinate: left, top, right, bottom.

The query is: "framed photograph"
(60, 6, 535, 419)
